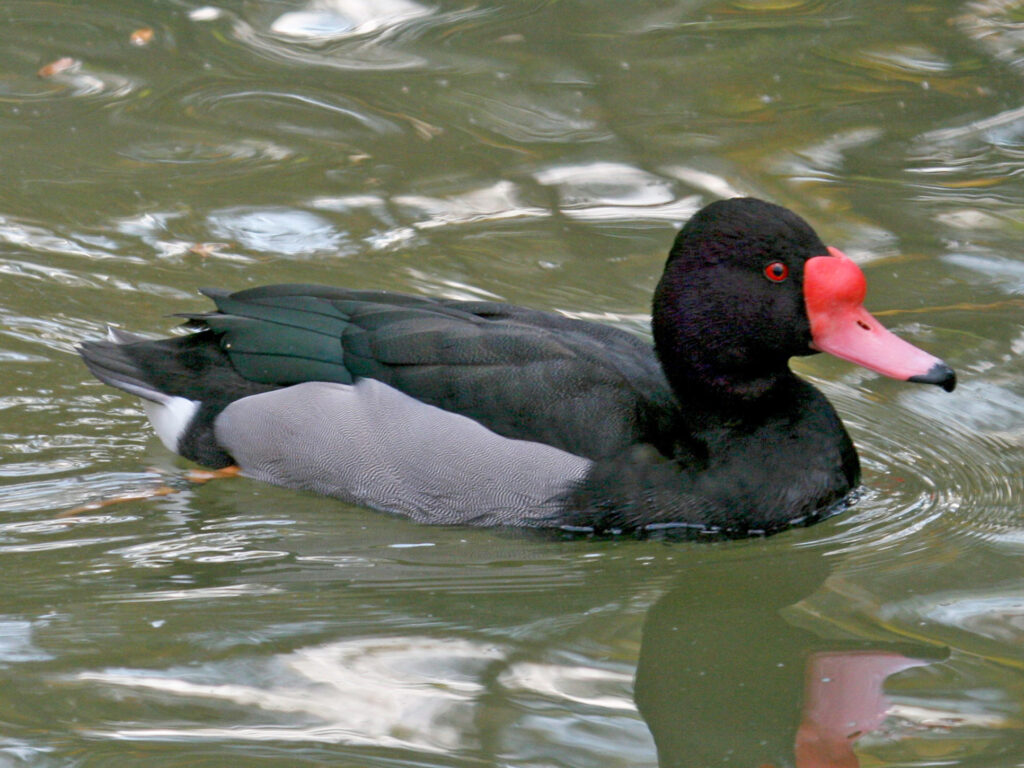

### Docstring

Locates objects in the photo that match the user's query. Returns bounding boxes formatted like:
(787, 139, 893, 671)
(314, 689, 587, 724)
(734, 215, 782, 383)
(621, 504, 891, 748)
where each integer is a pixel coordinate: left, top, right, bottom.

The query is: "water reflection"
(206, 206, 347, 256)
(226, 0, 434, 71)
(394, 181, 548, 229)
(649, 550, 919, 766)
(535, 163, 701, 222)
(0, 618, 53, 662)
(23, 531, 1020, 767)
(76, 636, 506, 752)
(269, 0, 433, 42)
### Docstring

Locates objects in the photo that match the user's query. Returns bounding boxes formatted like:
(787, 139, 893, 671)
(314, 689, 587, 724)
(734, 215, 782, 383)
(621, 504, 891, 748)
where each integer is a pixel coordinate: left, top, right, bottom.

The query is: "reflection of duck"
(634, 544, 945, 768)
(79, 198, 954, 532)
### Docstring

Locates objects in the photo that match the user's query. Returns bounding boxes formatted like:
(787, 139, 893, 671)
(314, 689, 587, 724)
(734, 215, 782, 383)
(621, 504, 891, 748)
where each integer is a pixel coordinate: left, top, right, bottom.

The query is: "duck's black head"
(653, 197, 955, 403)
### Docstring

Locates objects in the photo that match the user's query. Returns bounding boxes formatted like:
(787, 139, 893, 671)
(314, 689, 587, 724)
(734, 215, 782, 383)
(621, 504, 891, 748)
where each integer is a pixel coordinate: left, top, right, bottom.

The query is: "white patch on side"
(142, 397, 200, 454)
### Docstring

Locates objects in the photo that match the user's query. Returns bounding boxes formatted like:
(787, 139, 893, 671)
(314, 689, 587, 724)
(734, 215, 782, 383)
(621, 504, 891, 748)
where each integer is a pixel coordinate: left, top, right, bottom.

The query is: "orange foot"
(186, 465, 242, 483)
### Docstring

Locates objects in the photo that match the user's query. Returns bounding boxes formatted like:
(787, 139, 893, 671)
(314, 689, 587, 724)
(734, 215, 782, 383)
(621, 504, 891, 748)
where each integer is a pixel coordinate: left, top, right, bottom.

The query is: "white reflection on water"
(270, 0, 432, 42)
(945, 251, 1024, 293)
(768, 127, 884, 177)
(72, 634, 647, 761)
(395, 180, 549, 229)
(119, 138, 294, 167)
(0, 215, 116, 261)
(111, 531, 292, 567)
(886, 591, 1024, 646)
(859, 44, 952, 74)
(659, 165, 747, 200)
(112, 584, 284, 603)
(957, 1, 1024, 74)
(917, 104, 1024, 147)
(403, 270, 504, 302)
(74, 637, 507, 751)
(1, 63, 136, 103)
(206, 207, 348, 256)
(534, 162, 701, 222)
(225, 0, 433, 72)
(0, 619, 53, 662)
(0, 471, 158, 516)
(498, 661, 635, 711)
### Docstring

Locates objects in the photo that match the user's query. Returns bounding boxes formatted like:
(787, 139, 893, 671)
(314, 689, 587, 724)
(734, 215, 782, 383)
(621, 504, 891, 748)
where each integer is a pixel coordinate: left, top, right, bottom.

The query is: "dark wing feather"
(190, 284, 676, 460)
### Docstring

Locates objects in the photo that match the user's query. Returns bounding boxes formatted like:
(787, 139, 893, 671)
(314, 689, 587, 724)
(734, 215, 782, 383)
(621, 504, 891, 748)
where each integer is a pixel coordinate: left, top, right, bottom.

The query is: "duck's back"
(195, 285, 676, 460)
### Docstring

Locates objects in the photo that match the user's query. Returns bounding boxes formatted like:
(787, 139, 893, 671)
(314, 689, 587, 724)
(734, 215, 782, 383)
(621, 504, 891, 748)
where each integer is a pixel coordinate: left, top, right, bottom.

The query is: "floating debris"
(37, 57, 80, 78)
(130, 27, 155, 46)
(187, 242, 231, 259)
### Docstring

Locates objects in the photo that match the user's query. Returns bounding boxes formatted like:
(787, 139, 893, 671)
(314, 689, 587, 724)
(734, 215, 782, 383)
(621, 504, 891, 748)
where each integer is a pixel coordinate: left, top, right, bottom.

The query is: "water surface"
(1, 0, 1023, 766)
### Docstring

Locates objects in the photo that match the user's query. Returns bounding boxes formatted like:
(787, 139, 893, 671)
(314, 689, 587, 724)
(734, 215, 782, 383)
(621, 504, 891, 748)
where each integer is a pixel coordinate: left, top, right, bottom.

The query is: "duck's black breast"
(560, 376, 859, 535)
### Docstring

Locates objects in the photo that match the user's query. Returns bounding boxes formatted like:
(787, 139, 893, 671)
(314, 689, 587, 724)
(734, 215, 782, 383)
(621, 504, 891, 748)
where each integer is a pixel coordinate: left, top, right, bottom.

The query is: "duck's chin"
(672, 367, 792, 409)
(714, 372, 789, 403)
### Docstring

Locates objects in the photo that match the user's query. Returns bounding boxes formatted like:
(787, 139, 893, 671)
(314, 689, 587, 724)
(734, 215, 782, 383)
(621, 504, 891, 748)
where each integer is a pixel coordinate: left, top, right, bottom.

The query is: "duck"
(79, 198, 955, 536)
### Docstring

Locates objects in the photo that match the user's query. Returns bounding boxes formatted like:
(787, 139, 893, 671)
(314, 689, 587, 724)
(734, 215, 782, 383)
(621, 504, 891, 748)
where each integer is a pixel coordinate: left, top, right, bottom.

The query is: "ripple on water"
(806, 376, 1024, 559)
(0, 471, 160, 516)
(224, 0, 434, 71)
(0, 64, 136, 104)
(0, 619, 52, 663)
(445, 85, 612, 144)
(0, 2, 146, 106)
(534, 163, 702, 223)
(66, 629, 647, 763)
(72, 637, 510, 751)
(110, 530, 292, 567)
(855, 44, 953, 75)
(944, 251, 1024, 294)
(0, 215, 120, 262)
(394, 180, 549, 230)
(179, 84, 404, 141)
(890, 589, 1024, 647)
(956, 0, 1024, 75)
(118, 137, 295, 169)
(906, 98, 1024, 216)
(269, 0, 433, 43)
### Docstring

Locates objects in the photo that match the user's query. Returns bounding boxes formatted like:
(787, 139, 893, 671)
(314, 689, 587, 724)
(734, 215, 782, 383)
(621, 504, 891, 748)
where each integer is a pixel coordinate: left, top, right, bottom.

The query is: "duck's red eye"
(764, 261, 789, 282)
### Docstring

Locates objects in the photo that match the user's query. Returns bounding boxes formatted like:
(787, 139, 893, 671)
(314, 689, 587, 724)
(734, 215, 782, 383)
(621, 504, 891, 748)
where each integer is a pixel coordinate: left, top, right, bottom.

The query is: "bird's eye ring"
(764, 261, 789, 282)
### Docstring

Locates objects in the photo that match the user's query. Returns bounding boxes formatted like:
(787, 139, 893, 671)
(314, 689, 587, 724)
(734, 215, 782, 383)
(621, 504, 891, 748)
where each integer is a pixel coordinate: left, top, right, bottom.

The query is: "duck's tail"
(79, 328, 175, 404)
(77, 328, 272, 467)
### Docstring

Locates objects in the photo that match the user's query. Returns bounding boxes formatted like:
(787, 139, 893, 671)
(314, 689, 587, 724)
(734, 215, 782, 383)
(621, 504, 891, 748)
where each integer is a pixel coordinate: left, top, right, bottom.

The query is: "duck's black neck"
(662, 361, 794, 414)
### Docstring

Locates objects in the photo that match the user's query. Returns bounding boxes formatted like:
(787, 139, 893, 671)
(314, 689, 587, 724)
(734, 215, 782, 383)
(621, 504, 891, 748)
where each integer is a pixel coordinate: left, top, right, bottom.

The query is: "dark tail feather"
(78, 328, 275, 407)
(78, 328, 274, 468)
(78, 334, 171, 404)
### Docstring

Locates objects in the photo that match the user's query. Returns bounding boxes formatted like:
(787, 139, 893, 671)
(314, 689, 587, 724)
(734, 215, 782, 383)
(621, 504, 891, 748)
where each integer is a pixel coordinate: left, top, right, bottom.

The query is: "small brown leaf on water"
(188, 242, 230, 259)
(407, 116, 443, 140)
(37, 57, 79, 77)
(130, 27, 155, 46)
(58, 485, 176, 517)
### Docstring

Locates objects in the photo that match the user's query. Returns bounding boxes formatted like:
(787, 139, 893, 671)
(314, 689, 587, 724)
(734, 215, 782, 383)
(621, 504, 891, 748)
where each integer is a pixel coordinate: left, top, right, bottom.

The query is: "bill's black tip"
(909, 362, 956, 392)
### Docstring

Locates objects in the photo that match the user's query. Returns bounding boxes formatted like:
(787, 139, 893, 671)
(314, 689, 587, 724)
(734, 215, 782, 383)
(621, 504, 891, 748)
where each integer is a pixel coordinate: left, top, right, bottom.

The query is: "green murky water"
(1, 1, 1023, 765)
